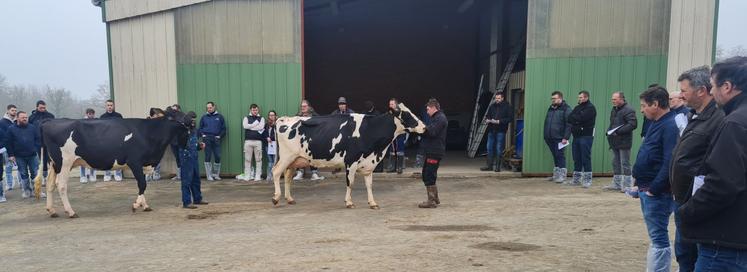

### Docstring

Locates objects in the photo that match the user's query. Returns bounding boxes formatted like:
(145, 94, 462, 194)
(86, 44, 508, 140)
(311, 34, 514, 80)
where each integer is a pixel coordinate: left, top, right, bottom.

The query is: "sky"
(0, 0, 745, 99)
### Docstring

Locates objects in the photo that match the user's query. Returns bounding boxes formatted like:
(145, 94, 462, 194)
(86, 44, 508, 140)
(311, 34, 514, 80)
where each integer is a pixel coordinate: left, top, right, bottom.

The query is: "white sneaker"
(88, 175, 97, 182)
(293, 171, 303, 181)
(40, 192, 46, 198)
(80, 177, 88, 184)
(22, 191, 29, 199)
(114, 174, 123, 182)
(103, 175, 112, 182)
(253, 177, 262, 182)
(0, 196, 6, 203)
(311, 173, 325, 181)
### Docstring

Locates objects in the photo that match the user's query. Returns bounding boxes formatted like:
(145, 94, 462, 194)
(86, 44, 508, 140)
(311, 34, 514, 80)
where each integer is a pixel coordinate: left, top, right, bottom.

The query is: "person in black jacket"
(669, 66, 725, 272)
(677, 56, 747, 270)
(567, 90, 596, 188)
(29, 100, 54, 183)
(7, 111, 42, 199)
(543, 91, 572, 183)
(100, 100, 124, 181)
(605, 92, 637, 192)
(480, 93, 514, 172)
(418, 98, 447, 208)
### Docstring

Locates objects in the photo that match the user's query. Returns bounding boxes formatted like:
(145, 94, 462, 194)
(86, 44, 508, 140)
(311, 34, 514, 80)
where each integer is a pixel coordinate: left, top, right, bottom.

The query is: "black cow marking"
(278, 125, 289, 133)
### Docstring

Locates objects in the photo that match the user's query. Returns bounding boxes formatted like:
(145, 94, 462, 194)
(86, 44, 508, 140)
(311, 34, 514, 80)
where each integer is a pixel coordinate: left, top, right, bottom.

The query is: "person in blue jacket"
(6, 111, 42, 199)
(181, 111, 208, 209)
(198, 101, 227, 181)
(633, 85, 680, 271)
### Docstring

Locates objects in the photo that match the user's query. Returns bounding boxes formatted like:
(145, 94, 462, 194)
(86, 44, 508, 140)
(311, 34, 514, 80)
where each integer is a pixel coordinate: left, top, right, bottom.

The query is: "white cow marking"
(339, 121, 348, 130)
(124, 133, 133, 142)
(351, 114, 365, 138)
(329, 133, 343, 153)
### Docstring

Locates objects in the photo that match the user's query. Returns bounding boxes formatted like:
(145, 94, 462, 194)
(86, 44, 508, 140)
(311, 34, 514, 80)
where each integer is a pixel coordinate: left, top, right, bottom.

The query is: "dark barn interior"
(303, 0, 527, 151)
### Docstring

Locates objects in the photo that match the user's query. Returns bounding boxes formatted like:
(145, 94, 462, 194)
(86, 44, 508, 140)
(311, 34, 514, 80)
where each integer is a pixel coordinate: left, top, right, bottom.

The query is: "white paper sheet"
(0, 147, 6, 154)
(692, 175, 705, 196)
(267, 142, 277, 155)
(607, 125, 624, 136)
(557, 142, 569, 150)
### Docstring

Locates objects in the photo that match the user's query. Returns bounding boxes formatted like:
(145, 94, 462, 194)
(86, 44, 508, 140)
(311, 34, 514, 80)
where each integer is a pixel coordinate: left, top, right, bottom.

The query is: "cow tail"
(33, 145, 44, 199)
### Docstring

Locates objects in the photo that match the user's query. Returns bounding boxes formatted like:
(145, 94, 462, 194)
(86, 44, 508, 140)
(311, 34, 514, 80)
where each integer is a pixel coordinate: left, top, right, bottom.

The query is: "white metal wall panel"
(665, 0, 717, 92)
(109, 11, 180, 175)
(106, 0, 212, 22)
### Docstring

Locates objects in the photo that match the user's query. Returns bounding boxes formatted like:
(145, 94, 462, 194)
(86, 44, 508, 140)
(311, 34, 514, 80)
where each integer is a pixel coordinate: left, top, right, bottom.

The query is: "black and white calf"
(271, 103, 426, 209)
(33, 108, 191, 218)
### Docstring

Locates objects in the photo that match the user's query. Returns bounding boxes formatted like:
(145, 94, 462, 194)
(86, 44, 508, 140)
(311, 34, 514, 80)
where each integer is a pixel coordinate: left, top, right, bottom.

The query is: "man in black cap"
(331, 97, 354, 115)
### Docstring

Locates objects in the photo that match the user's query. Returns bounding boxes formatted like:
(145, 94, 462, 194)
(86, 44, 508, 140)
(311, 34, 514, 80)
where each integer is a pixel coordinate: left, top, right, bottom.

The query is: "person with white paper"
(543, 91, 572, 183)
(605, 92, 637, 192)
(677, 57, 747, 270)
(669, 65, 725, 272)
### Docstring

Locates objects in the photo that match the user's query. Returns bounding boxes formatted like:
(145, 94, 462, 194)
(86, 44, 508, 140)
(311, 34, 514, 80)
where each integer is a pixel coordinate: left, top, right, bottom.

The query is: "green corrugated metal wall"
(177, 63, 301, 174)
(173, 0, 302, 175)
(523, 55, 667, 174)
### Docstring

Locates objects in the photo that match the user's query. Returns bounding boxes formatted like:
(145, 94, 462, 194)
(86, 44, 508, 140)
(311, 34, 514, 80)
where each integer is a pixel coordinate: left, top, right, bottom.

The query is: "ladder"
(466, 74, 485, 151)
(466, 41, 524, 158)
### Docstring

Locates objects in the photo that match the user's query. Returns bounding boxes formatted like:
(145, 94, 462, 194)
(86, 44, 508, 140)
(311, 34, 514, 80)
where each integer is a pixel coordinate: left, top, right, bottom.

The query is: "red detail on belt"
(426, 159, 439, 164)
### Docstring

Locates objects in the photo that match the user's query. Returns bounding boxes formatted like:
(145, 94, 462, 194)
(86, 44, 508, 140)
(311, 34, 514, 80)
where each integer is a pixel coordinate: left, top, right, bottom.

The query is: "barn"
(94, 0, 718, 175)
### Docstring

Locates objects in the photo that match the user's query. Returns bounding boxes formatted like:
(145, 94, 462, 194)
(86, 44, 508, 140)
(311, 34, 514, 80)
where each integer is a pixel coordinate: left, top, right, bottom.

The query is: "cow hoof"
(346, 204, 356, 209)
(50, 213, 59, 218)
(272, 199, 279, 205)
(287, 200, 296, 205)
(370, 205, 380, 210)
(69, 214, 79, 218)
(143, 207, 153, 212)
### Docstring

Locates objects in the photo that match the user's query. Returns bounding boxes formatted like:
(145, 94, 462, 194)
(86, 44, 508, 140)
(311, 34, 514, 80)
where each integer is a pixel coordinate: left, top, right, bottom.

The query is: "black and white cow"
(271, 103, 426, 209)
(33, 108, 192, 218)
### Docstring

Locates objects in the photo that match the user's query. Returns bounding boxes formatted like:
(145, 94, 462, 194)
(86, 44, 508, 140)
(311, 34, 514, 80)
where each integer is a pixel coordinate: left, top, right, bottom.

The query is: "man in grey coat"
(605, 92, 637, 191)
(544, 91, 572, 183)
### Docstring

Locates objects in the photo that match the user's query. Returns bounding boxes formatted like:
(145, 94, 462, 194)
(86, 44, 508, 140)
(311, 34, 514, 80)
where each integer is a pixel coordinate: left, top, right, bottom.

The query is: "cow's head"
(164, 107, 194, 147)
(392, 103, 426, 134)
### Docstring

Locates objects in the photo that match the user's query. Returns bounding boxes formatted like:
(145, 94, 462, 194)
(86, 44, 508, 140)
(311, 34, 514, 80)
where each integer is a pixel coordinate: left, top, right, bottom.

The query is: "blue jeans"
(16, 155, 39, 194)
(486, 131, 506, 158)
(640, 192, 676, 271)
(695, 244, 747, 272)
(266, 154, 276, 180)
(3, 152, 14, 188)
(544, 138, 566, 168)
(203, 137, 221, 163)
(180, 158, 202, 207)
(674, 203, 698, 272)
(571, 136, 593, 172)
(390, 135, 406, 156)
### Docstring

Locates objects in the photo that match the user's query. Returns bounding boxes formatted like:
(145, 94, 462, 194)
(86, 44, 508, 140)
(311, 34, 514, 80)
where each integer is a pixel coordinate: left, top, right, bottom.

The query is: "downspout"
(98, 0, 115, 100)
(712, 0, 720, 64)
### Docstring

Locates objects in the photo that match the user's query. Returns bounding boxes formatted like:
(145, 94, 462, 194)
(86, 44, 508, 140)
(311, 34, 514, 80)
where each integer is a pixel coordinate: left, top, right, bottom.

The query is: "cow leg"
(45, 164, 59, 217)
(345, 169, 357, 208)
(364, 173, 379, 210)
(284, 168, 295, 205)
(130, 166, 152, 212)
(271, 156, 295, 205)
(56, 165, 78, 218)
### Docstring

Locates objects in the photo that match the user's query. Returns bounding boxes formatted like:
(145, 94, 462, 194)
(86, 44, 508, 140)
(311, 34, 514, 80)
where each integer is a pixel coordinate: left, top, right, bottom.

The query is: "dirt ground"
(0, 176, 676, 272)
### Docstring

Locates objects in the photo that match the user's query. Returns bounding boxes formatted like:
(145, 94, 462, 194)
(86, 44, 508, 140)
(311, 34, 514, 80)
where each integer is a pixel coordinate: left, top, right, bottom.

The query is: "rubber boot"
(418, 186, 438, 208)
(554, 168, 567, 183)
(566, 171, 581, 185)
(547, 167, 559, 181)
(604, 175, 622, 191)
(582, 172, 593, 188)
(493, 157, 501, 172)
(386, 154, 397, 173)
(204, 162, 214, 181)
(480, 155, 494, 171)
(212, 163, 222, 181)
(397, 155, 405, 174)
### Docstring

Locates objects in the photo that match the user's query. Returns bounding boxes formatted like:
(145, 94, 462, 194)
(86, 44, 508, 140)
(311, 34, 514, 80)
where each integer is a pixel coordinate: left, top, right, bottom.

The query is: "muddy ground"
(0, 176, 675, 271)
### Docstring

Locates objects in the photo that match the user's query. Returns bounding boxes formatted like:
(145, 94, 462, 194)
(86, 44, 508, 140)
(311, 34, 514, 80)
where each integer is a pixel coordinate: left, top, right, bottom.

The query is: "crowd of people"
(1, 56, 745, 268)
